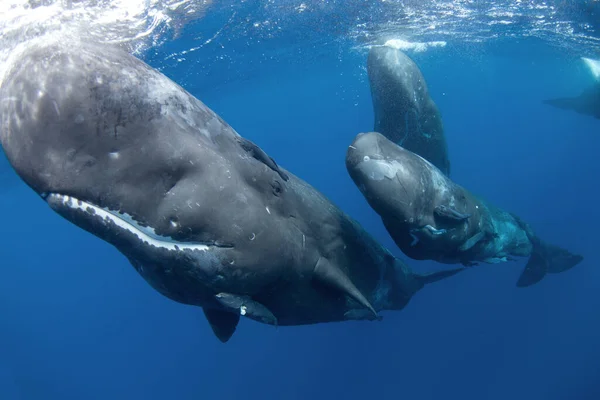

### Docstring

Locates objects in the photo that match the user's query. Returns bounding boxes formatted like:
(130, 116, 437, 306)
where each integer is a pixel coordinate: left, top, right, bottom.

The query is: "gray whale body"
(367, 46, 451, 175)
(346, 132, 583, 287)
(0, 39, 462, 342)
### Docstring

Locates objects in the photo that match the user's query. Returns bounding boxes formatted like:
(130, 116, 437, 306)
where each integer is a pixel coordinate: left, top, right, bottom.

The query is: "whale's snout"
(346, 132, 397, 182)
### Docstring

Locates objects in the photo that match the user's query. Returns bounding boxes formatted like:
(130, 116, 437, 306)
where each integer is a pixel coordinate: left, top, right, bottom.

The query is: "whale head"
(345, 131, 425, 220)
(0, 39, 300, 328)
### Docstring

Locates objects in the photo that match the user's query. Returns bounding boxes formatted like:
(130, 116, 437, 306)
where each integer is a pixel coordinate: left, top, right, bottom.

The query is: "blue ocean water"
(1, 1, 599, 399)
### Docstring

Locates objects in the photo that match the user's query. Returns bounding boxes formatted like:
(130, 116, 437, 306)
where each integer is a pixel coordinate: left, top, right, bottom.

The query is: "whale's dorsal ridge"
(236, 136, 289, 181)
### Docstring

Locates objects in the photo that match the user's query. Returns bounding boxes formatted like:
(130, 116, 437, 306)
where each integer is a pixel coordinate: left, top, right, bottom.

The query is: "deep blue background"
(0, 34, 599, 399)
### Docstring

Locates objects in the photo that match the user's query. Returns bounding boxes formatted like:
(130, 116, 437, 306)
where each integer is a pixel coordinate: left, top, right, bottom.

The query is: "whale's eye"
(271, 180, 282, 197)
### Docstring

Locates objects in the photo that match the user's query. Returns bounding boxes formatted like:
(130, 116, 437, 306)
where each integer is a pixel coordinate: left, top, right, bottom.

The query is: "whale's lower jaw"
(44, 193, 227, 306)
(45, 193, 214, 253)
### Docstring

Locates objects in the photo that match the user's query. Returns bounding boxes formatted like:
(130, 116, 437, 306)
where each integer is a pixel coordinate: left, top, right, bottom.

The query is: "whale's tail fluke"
(516, 241, 584, 287)
(543, 96, 583, 111)
(543, 57, 600, 119)
(510, 214, 584, 287)
(389, 257, 465, 310)
(543, 85, 600, 119)
(414, 268, 465, 286)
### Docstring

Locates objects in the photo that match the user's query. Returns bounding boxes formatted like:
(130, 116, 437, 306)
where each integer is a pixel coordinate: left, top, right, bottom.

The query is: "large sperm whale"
(0, 37, 463, 342)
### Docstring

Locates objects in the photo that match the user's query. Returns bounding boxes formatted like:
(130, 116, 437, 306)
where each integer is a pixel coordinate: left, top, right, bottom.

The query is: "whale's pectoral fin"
(237, 137, 289, 181)
(214, 292, 278, 326)
(516, 242, 584, 287)
(434, 205, 471, 223)
(203, 307, 240, 343)
(458, 231, 485, 252)
(313, 257, 378, 318)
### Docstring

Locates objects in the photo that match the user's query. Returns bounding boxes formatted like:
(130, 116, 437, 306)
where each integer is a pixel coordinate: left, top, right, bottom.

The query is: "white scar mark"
(49, 194, 210, 252)
(358, 158, 407, 181)
(52, 100, 60, 117)
(265, 207, 271, 215)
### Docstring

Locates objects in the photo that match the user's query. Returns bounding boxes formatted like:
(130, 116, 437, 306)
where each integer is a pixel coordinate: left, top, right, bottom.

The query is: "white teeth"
(48, 194, 210, 252)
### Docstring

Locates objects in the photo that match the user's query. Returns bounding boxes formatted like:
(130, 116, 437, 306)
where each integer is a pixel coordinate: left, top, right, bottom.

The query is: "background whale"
(346, 131, 583, 287)
(543, 57, 600, 119)
(367, 45, 451, 175)
(0, 37, 462, 342)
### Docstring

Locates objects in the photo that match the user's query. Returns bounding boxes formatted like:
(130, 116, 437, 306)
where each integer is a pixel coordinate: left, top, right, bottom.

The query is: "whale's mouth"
(45, 193, 221, 252)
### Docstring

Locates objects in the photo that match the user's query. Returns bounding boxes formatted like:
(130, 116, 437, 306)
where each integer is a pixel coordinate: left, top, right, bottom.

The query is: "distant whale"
(346, 131, 583, 287)
(544, 57, 600, 119)
(367, 45, 451, 175)
(0, 38, 463, 342)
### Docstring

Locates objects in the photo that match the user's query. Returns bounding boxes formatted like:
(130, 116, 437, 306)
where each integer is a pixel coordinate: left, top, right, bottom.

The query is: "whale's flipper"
(434, 205, 471, 222)
(516, 242, 584, 287)
(458, 232, 486, 252)
(203, 308, 240, 343)
(214, 293, 278, 326)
